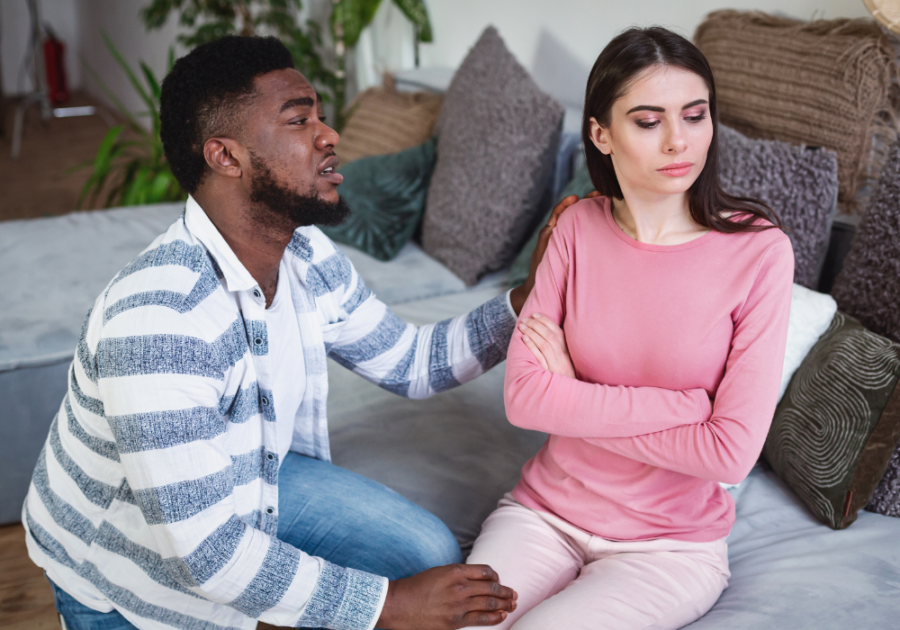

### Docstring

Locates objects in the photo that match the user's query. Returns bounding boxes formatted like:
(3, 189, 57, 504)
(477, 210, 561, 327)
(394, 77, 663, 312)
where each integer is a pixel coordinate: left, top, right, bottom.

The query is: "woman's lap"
(464, 498, 729, 630)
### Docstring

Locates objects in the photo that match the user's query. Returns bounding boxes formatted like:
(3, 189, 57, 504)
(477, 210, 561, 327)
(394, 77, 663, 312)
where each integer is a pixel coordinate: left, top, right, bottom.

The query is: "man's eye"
(319, 116, 327, 124)
(292, 118, 308, 125)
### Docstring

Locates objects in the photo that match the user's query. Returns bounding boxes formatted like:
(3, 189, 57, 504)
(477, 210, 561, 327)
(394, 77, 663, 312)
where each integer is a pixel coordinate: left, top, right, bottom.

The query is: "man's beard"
(248, 152, 350, 230)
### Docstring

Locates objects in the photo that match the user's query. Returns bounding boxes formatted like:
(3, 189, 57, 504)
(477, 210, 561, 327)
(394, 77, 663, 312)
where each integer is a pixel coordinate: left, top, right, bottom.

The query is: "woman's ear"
(588, 117, 612, 156)
(203, 138, 244, 179)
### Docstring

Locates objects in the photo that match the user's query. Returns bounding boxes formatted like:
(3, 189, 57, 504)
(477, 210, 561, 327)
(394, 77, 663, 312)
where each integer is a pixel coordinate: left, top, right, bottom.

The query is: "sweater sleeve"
(585, 239, 795, 485)
(504, 214, 713, 439)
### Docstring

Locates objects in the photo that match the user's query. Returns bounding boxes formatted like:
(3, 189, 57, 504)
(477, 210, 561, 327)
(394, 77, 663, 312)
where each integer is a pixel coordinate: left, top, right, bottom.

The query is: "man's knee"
(395, 509, 463, 573)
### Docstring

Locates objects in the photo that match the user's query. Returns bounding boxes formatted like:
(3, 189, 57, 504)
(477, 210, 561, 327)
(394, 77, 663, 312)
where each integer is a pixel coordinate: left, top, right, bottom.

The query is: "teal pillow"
(508, 161, 596, 286)
(322, 137, 437, 261)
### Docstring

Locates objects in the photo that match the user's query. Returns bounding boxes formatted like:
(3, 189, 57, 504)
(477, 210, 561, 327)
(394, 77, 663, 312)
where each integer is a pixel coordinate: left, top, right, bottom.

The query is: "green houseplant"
(330, 0, 433, 129)
(140, 0, 334, 98)
(76, 35, 184, 209)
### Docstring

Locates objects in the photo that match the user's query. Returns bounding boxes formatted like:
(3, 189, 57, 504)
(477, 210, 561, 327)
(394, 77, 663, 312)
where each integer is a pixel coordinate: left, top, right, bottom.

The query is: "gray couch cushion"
(422, 26, 564, 286)
(718, 125, 839, 289)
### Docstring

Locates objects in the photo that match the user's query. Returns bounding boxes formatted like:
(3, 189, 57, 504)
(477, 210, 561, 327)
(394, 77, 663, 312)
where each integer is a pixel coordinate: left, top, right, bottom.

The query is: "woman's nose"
(664, 126, 687, 154)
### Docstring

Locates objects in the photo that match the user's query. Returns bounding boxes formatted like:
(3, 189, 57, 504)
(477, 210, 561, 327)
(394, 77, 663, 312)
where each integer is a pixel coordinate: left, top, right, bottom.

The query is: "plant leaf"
(102, 32, 155, 112)
(140, 61, 162, 102)
(93, 126, 125, 178)
(331, 0, 382, 48)
(391, 0, 433, 42)
(80, 55, 149, 138)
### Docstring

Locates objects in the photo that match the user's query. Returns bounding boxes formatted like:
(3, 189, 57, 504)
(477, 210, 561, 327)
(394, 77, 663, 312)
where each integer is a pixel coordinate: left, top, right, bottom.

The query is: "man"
(23, 35, 575, 630)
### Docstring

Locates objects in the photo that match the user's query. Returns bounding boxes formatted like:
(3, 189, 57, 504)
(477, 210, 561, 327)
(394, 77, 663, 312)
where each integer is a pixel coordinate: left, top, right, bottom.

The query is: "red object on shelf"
(43, 35, 69, 105)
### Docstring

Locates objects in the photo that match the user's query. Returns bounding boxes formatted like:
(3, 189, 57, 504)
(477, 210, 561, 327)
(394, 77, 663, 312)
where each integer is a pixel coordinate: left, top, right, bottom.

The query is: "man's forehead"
(253, 68, 320, 109)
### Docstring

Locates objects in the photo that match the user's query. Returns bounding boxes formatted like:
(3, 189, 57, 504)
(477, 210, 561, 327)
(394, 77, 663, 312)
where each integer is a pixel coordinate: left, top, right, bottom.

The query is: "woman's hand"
(518, 313, 576, 378)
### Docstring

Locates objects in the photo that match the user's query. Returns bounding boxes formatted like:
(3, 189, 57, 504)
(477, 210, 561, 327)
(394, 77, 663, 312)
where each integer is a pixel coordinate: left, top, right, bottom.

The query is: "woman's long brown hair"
(582, 27, 782, 233)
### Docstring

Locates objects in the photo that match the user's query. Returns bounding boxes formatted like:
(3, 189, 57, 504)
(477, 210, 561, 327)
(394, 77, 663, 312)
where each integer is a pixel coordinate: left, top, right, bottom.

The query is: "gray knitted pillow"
(422, 27, 564, 285)
(832, 140, 900, 518)
(718, 125, 839, 289)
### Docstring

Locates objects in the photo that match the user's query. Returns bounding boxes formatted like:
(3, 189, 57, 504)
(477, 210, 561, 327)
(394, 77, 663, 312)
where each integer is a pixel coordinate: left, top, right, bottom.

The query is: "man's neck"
(194, 188, 294, 308)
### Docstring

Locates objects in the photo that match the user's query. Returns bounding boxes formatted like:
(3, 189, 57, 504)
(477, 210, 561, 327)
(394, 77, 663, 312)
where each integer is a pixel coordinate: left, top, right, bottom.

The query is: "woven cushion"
(718, 125, 839, 289)
(422, 27, 564, 286)
(335, 77, 443, 166)
(695, 10, 899, 210)
(322, 138, 436, 262)
(763, 312, 900, 529)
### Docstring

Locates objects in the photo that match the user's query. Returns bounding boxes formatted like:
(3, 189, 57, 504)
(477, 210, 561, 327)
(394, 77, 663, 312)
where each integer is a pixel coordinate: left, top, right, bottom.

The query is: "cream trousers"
(464, 495, 730, 630)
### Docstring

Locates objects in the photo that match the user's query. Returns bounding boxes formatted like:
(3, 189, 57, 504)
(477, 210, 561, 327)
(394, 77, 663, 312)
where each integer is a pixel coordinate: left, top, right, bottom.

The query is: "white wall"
(12, 0, 870, 115)
(364, 0, 872, 107)
(1, 0, 82, 96)
(76, 0, 184, 119)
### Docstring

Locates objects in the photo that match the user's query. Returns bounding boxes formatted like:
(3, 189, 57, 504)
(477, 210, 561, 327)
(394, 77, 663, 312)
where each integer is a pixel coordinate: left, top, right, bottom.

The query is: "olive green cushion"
(508, 161, 595, 287)
(763, 312, 900, 529)
(323, 137, 437, 262)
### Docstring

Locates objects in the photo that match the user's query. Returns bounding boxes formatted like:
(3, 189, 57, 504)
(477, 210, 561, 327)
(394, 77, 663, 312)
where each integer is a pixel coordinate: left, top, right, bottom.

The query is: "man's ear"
(203, 138, 244, 179)
(588, 117, 612, 156)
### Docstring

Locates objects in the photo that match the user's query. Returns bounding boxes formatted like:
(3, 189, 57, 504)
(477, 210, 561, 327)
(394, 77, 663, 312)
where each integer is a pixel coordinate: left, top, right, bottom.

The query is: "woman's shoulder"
(555, 195, 611, 233)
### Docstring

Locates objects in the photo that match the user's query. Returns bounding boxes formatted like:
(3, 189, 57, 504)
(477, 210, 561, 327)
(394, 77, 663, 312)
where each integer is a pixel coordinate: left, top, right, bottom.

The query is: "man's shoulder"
(97, 217, 226, 336)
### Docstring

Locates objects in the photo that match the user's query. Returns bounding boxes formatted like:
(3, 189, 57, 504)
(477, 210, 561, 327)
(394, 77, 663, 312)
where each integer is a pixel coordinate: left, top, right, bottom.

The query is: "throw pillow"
(335, 75, 443, 166)
(718, 125, 839, 289)
(763, 312, 900, 529)
(508, 160, 595, 287)
(322, 138, 437, 262)
(778, 284, 838, 402)
(695, 10, 900, 210)
(832, 139, 900, 345)
(422, 26, 565, 286)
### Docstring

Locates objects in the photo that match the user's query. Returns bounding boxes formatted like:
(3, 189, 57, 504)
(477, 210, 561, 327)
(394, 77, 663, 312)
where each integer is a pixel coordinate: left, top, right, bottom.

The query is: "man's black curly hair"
(160, 36, 294, 194)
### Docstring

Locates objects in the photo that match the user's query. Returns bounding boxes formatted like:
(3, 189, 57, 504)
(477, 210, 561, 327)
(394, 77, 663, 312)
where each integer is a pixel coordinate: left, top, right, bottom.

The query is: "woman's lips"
(657, 162, 693, 177)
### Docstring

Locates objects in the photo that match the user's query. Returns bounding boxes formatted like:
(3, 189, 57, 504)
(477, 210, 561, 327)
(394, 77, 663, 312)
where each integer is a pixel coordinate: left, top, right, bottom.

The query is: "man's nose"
(316, 122, 339, 151)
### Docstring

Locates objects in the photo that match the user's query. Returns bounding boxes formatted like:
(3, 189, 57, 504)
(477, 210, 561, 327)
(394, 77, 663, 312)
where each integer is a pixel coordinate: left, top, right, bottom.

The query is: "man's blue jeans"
(49, 453, 462, 629)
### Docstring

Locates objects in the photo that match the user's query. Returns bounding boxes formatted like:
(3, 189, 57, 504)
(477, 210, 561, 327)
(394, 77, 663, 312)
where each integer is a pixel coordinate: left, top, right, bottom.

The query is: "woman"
(464, 27, 794, 630)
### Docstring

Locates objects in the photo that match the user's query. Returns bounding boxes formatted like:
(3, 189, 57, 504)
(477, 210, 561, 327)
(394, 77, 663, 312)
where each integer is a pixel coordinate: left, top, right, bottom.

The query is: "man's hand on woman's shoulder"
(509, 191, 600, 315)
(376, 564, 517, 629)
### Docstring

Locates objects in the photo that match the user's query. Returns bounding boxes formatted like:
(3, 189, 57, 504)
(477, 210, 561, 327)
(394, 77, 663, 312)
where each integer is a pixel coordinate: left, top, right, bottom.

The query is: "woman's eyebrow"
(625, 99, 708, 115)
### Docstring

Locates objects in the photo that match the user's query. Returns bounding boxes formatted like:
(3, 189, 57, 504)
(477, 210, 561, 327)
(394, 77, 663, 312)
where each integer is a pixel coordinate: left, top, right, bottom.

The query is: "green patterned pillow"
(322, 137, 437, 262)
(763, 312, 900, 529)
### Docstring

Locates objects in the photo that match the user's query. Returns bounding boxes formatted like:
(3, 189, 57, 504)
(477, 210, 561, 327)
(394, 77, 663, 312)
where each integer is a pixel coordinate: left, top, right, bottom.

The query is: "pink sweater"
(507, 197, 794, 542)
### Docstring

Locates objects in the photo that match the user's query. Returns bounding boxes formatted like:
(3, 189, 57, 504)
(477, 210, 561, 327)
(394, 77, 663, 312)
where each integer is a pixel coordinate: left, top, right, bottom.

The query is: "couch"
(2, 193, 899, 628)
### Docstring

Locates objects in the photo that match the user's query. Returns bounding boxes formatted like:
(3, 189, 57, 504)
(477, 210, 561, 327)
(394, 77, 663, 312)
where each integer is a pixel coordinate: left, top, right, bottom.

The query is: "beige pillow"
(695, 11, 900, 211)
(336, 76, 443, 167)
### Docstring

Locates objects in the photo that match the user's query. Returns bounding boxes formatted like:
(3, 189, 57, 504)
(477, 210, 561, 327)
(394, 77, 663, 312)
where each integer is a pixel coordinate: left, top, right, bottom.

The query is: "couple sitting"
(24, 26, 792, 630)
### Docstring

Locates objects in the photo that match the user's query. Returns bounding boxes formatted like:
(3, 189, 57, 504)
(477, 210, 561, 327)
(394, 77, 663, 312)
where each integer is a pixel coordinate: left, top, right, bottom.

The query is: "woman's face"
(588, 64, 713, 200)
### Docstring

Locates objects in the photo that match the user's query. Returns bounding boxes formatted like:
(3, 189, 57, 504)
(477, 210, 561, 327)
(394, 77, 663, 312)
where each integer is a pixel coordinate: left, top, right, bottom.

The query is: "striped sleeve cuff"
(464, 292, 519, 372)
(296, 561, 388, 630)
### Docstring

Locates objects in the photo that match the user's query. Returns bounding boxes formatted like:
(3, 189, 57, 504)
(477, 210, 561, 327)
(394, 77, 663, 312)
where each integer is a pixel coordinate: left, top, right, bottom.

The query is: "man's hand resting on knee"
(376, 564, 517, 629)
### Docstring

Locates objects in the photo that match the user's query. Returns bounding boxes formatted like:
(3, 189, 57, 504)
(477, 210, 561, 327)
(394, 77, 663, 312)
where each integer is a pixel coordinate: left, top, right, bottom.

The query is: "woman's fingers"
(527, 314, 565, 345)
(520, 316, 564, 352)
(521, 332, 549, 370)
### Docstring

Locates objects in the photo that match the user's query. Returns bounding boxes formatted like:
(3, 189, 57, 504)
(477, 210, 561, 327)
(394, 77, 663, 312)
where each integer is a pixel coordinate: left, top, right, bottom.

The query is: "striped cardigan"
(23, 197, 517, 630)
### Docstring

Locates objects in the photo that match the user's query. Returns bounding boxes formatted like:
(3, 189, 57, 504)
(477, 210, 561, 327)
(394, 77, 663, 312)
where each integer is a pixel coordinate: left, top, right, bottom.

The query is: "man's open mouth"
(318, 157, 343, 185)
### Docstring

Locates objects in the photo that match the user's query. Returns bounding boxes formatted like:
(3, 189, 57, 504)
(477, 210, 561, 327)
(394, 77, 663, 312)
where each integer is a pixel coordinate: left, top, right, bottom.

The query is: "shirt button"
(266, 452, 275, 461)
(254, 337, 263, 346)
(266, 506, 275, 515)
(261, 396, 269, 406)
(253, 289, 262, 299)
